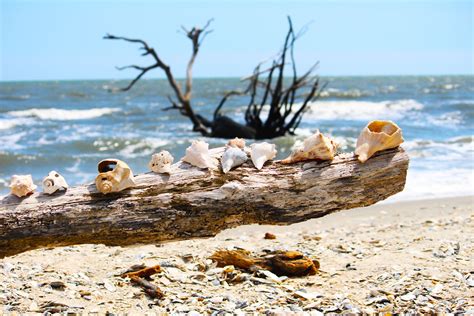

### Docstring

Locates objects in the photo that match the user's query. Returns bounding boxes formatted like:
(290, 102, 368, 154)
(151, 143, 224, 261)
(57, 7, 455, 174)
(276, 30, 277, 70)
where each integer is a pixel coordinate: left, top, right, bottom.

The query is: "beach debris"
(95, 158, 136, 194)
(129, 277, 164, 299)
(221, 147, 248, 173)
(9, 174, 37, 198)
(355, 120, 404, 163)
(121, 264, 162, 279)
(400, 292, 416, 301)
(433, 241, 460, 258)
(250, 142, 277, 170)
(293, 289, 324, 300)
(49, 281, 66, 290)
(264, 232, 277, 240)
(39, 301, 69, 313)
(149, 150, 174, 174)
(227, 137, 246, 149)
(209, 249, 319, 277)
(281, 130, 338, 164)
(182, 140, 218, 170)
(121, 264, 164, 299)
(42, 171, 68, 195)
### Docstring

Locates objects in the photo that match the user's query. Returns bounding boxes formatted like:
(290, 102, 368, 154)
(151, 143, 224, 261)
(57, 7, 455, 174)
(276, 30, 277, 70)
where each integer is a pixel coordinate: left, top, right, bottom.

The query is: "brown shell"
(95, 159, 136, 194)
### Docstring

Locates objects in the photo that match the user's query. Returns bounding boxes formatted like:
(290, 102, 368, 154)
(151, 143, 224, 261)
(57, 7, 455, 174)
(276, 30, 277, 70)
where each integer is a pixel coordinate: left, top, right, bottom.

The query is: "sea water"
(0, 76, 473, 201)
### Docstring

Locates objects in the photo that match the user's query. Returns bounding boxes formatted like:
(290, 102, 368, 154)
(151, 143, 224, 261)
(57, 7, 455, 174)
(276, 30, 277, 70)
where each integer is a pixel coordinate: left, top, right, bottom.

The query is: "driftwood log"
(0, 147, 409, 258)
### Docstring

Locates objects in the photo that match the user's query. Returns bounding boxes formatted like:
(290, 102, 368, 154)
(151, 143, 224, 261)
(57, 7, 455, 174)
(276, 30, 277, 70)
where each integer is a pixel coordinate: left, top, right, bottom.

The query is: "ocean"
(0, 76, 473, 201)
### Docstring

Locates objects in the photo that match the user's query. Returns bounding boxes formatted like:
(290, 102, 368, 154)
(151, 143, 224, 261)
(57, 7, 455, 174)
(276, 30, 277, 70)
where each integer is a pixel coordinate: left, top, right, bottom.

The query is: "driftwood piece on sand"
(0, 147, 409, 258)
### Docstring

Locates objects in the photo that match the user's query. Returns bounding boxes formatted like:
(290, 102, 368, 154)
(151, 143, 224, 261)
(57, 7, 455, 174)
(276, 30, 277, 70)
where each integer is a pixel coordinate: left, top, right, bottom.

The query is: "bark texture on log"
(0, 147, 409, 258)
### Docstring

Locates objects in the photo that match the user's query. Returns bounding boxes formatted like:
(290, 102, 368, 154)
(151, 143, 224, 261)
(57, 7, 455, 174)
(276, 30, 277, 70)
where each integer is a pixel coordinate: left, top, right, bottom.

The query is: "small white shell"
(149, 151, 174, 174)
(226, 138, 246, 149)
(95, 159, 136, 194)
(9, 174, 37, 198)
(221, 147, 248, 173)
(42, 170, 69, 194)
(182, 140, 218, 169)
(250, 142, 277, 170)
(281, 130, 338, 164)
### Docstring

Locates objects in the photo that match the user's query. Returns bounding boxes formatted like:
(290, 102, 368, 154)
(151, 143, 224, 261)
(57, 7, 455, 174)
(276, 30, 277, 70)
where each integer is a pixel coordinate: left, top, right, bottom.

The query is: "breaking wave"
(306, 99, 424, 121)
(7, 107, 120, 120)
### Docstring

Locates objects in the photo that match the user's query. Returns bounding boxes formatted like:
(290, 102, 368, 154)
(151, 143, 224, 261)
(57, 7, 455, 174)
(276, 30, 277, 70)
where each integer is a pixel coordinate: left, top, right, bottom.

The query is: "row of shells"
(8, 120, 404, 197)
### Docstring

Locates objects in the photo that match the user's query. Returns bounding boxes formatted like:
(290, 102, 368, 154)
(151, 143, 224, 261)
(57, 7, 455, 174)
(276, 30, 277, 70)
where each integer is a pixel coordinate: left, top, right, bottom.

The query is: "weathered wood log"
(0, 147, 409, 258)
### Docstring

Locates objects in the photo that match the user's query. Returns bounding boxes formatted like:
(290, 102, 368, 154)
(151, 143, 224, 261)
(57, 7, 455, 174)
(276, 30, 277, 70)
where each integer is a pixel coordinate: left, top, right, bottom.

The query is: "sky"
(0, 0, 472, 81)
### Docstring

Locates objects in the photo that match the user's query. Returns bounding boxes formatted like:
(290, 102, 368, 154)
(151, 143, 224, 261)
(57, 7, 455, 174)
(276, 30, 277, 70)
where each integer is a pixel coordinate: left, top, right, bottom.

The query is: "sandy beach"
(1, 195, 472, 314)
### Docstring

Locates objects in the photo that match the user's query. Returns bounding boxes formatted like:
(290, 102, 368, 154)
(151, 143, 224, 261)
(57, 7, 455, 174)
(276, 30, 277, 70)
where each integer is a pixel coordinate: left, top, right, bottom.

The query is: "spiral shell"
(355, 120, 404, 163)
(95, 159, 136, 194)
(42, 171, 68, 194)
(281, 130, 337, 164)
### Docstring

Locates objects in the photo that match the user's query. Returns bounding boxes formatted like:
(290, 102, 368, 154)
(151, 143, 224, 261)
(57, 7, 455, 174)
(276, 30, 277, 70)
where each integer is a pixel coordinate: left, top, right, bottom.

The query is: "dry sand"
(1, 196, 473, 314)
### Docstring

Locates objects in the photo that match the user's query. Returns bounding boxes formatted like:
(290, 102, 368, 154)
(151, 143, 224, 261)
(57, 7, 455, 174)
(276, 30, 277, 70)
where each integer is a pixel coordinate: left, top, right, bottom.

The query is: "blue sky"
(1, 0, 472, 80)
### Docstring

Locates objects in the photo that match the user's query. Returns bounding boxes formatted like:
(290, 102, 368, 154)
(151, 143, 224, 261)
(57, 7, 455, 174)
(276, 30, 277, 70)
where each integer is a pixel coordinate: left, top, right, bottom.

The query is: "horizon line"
(1, 73, 473, 83)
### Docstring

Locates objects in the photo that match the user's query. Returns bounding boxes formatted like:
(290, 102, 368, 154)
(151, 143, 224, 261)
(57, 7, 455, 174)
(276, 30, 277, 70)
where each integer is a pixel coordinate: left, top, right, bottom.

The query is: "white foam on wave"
(7, 107, 120, 120)
(0, 117, 35, 130)
(305, 99, 424, 121)
(386, 167, 474, 203)
(0, 132, 27, 150)
(119, 138, 170, 158)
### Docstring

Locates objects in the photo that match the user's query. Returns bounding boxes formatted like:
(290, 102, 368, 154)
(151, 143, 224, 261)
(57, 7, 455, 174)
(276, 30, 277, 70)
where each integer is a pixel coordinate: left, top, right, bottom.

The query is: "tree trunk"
(0, 147, 409, 258)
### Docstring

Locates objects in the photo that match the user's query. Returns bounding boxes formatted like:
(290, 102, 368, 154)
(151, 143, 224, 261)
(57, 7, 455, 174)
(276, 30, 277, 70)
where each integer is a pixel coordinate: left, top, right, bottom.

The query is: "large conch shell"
(281, 130, 338, 164)
(182, 140, 218, 169)
(95, 159, 136, 194)
(9, 174, 37, 197)
(250, 142, 277, 170)
(221, 147, 248, 173)
(149, 151, 174, 174)
(355, 120, 404, 163)
(42, 171, 68, 194)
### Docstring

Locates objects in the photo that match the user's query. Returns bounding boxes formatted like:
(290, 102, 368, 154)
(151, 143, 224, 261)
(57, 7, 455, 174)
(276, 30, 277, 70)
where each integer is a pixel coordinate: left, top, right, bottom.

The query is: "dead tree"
(105, 17, 324, 139)
(104, 20, 214, 135)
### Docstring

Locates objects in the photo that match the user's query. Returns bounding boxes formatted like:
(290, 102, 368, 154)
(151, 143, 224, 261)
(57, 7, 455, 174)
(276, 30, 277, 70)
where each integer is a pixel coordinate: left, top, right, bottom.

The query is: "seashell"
(42, 171, 68, 194)
(221, 147, 248, 173)
(227, 137, 246, 149)
(250, 142, 277, 170)
(95, 159, 136, 194)
(149, 150, 174, 174)
(281, 130, 338, 164)
(355, 120, 404, 163)
(9, 174, 37, 197)
(182, 140, 218, 169)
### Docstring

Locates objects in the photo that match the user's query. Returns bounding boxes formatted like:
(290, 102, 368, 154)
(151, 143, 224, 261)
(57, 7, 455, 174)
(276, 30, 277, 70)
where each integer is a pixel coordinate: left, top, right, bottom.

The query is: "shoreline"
(1, 195, 473, 314)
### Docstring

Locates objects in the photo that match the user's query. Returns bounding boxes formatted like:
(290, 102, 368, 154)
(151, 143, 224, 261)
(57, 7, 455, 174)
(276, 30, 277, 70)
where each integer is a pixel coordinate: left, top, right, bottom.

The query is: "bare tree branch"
(104, 20, 215, 136)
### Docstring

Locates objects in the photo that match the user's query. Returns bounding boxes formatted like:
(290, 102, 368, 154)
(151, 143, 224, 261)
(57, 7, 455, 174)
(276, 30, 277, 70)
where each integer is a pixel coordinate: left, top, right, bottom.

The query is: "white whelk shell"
(95, 159, 136, 194)
(226, 137, 246, 149)
(9, 174, 37, 198)
(221, 147, 248, 173)
(355, 120, 404, 163)
(149, 150, 174, 174)
(42, 171, 68, 195)
(182, 140, 218, 169)
(281, 130, 338, 164)
(250, 142, 277, 170)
